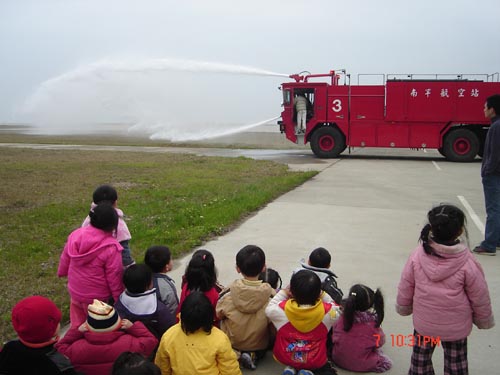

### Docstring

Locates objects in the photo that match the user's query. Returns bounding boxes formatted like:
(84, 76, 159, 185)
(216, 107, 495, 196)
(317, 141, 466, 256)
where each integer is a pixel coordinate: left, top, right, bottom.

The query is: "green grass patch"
(0, 147, 316, 342)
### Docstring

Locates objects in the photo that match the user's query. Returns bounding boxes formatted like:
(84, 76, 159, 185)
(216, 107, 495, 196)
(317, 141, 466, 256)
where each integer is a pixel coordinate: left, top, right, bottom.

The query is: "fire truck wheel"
(442, 128, 479, 162)
(310, 126, 346, 158)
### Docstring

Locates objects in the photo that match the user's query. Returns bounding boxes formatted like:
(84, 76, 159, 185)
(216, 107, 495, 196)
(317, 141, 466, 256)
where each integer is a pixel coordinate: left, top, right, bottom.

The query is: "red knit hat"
(11, 295, 62, 348)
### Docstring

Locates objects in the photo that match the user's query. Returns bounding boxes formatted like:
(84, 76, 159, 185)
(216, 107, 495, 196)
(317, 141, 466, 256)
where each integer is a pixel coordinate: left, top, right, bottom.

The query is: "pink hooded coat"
(58, 225, 124, 303)
(396, 241, 494, 341)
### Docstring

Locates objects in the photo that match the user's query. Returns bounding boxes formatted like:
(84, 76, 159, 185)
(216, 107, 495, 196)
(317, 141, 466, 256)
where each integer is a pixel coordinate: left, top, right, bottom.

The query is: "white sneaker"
(282, 366, 296, 375)
(239, 352, 256, 370)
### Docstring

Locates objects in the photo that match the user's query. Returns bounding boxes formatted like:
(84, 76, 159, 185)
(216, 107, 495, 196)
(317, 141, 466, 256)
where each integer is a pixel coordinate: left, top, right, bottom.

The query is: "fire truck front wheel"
(310, 126, 346, 158)
(442, 128, 479, 162)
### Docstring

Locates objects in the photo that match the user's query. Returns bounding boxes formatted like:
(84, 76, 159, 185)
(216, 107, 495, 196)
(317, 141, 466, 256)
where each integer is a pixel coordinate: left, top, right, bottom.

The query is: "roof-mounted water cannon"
(289, 70, 343, 85)
(289, 71, 311, 82)
(289, 73, 304, 82)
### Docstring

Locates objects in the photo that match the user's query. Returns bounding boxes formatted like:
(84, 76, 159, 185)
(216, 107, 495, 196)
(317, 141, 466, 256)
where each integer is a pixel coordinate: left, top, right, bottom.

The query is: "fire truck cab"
(278, 70, 500, 161)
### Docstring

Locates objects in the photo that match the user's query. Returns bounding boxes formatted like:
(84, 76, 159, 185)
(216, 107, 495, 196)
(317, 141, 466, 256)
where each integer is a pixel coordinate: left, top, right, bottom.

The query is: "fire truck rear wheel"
(310, 126, 346, 158)
(442, 128, 479, 162)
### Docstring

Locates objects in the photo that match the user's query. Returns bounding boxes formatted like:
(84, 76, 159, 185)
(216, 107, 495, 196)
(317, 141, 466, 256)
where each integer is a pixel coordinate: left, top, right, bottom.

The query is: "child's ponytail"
(342, 292, 356, 332)
(184, 249, 217, 292)
(419, 223, 434, 256)
(373, 288, 385, 328)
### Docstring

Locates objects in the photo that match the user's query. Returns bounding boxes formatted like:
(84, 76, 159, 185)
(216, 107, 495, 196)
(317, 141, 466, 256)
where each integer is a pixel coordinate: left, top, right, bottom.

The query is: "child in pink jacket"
(58, 203, 124, 328)
(397, 204, 495, 375)
(331, 284, 392, 372)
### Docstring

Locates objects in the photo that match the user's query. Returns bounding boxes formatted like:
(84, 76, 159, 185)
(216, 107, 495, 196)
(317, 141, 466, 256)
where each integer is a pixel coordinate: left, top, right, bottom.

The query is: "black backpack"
(321, 273, 343, 305)
(299, 264, 343, 305)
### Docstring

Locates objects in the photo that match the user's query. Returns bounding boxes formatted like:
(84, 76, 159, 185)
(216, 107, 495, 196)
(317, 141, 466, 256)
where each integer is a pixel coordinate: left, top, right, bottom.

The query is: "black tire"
(310, 126, 346, 158)
(442, 128, 479, 162)
(437, 147, 445, 157)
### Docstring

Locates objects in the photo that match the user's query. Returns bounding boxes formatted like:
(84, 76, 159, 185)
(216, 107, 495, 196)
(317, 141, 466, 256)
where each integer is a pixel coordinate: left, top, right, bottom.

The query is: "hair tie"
(202, 254, 206, 260)
(435, 206, 448, 217)
(350, 292, 357, 296)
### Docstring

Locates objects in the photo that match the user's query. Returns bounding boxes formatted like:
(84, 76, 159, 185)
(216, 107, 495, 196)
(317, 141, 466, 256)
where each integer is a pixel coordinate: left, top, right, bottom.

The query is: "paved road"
(180, 150, 496, 375)
(1, 142, 496, 374)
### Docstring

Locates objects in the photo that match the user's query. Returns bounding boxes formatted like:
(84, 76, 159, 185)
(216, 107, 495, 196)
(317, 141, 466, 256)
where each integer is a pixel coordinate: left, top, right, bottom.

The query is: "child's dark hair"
(236, 245, 266, 277)
(123, 264, 152, 294)
(290, 270, 321, 305)
(343, 284, 384, 331)
(180, 291, 213, 335)
(309, 247, 331, 268)
(420, 204, 467, 257)
(144, 245, 171, 273)
(258, 268, 282, 290)
(92, 184, 118, 205)
(112, 351, 161, 375)
(89, 203, 118, 232)
(184, 249, 217, 292)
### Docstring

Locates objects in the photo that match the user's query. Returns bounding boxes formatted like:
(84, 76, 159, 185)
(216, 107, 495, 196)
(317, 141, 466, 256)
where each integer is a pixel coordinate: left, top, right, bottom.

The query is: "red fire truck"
(278, 70, 500, 161)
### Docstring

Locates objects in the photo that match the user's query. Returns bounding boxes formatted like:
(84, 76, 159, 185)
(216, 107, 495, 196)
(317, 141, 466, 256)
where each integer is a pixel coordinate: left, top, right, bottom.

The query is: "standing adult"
(474, 94, 500, 256)
(294, 93, 308, 133)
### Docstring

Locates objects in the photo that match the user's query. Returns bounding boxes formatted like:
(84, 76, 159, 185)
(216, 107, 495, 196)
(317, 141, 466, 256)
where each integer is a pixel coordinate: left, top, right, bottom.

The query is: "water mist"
(19, 58, 289, 141)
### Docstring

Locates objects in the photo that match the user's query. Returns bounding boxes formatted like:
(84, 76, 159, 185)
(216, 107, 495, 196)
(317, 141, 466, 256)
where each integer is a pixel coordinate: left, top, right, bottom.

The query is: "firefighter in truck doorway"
(294, 92, 308, 134)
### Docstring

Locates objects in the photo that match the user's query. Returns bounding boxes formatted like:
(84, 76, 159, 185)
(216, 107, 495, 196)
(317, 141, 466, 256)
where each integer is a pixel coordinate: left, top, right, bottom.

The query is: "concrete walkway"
(166, 149, 498, 375)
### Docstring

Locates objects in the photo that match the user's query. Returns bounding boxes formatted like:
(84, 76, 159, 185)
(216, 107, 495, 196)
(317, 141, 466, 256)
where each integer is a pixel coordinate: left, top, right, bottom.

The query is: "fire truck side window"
(283, 89, 291, 105)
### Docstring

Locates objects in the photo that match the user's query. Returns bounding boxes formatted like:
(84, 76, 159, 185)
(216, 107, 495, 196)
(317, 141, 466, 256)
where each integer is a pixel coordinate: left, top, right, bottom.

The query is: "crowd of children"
(0, 184, 495, 375)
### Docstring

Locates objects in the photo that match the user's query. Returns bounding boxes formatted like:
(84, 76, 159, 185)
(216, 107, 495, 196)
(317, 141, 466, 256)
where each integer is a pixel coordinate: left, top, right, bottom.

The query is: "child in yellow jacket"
(155, 291, 241, 375)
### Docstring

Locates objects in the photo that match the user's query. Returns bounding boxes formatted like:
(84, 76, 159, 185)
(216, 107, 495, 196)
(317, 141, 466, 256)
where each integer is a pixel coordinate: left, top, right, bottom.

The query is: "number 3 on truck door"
(332, 99, 342, 112)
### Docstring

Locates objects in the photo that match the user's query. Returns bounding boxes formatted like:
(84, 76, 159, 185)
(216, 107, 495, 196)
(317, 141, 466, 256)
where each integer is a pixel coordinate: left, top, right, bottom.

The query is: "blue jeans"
(119, 240, 135, 267)
(480, 175, 500, 251)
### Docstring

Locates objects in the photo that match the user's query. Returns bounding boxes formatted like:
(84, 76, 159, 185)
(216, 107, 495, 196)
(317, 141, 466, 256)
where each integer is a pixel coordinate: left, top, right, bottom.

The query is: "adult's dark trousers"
(480, 174, 500, 251)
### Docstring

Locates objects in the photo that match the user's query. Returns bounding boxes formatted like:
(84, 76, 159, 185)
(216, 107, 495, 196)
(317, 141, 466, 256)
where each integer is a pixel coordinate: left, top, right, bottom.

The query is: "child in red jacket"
(265, 270, 341, 375)
(56, 299, 157, 375)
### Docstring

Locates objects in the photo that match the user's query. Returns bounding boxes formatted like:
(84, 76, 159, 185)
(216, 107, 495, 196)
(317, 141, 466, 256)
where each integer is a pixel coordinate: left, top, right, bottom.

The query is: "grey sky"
(1, 0, 499, 138)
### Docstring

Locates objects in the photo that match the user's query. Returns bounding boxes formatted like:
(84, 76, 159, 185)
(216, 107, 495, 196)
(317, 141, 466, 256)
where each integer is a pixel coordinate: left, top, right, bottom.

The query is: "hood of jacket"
(229, 279, 274, 314)
(284, 298, 325, 333)
(119, 289, 158, 316)
(418, 239, 470, 282)
(65, 226, 122, 263)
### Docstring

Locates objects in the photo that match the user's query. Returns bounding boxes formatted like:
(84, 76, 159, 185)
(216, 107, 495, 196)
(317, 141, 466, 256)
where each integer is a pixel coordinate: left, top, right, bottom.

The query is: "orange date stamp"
(374, 334, 441, 347)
